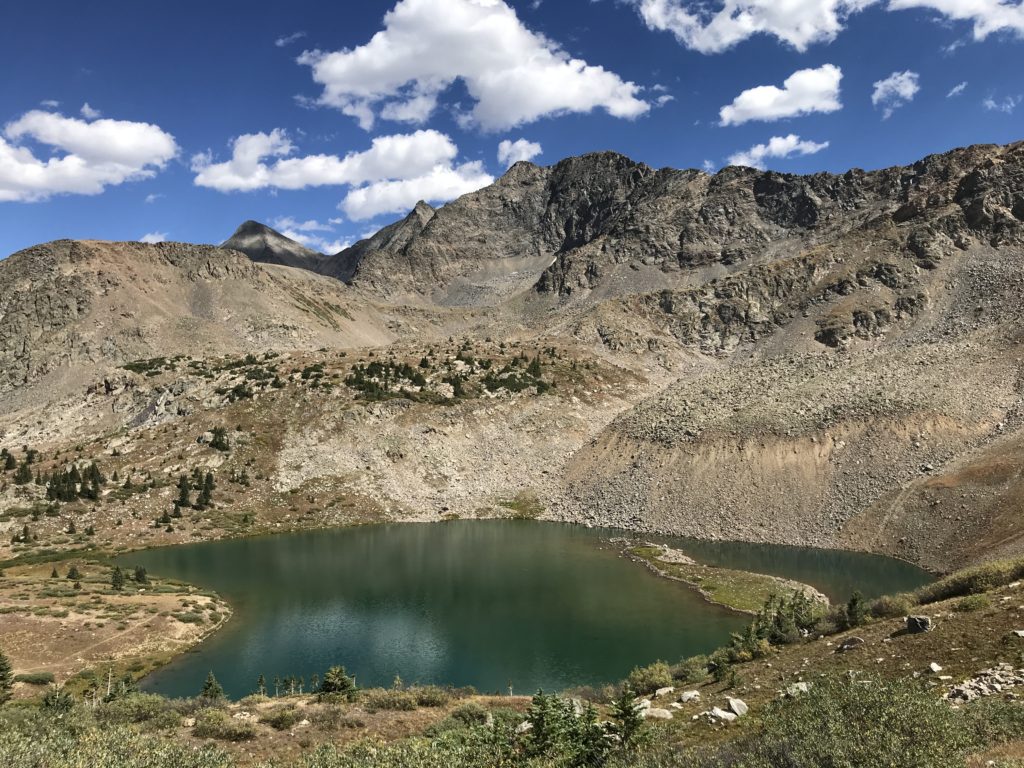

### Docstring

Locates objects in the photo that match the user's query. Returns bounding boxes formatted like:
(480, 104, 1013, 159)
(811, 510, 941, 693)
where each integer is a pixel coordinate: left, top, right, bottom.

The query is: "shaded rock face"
(327, 142, 1023, 312)
(222, 220, 327, 272)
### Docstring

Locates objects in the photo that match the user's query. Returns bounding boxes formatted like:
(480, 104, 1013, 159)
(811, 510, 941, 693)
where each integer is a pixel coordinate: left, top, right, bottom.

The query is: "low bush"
(97, 693, 178, 728)
(14, 671, 55, 685)
(259, 705, 303, 731)
(411, 685, 451, 707)
(360, 688, 417, 713)
(192, 708, 256, 742)
(953, 593, 991, 613)
(626, 660, 673, 695)
(913, 558, 1024, 605)
(869, 594, 912, 618)
(308, 705, 365, 732)
(691, 676, 973, 768)
(671, 655, 711, 684)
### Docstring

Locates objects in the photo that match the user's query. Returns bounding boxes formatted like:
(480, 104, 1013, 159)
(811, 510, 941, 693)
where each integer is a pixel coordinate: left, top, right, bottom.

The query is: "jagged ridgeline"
(0, 140, 1023, 573)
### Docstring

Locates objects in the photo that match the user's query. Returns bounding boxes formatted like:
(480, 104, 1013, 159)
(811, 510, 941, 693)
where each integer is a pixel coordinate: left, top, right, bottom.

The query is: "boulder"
(678, 690, 701, 703)
(655, 686, 675, 698)
(710, 707, 737, 723)
(642, 707, 674, 720)
(906, 616, 932, 634)
(786, 682, 811, 697)
(836, 636, 865, 653)
(727, 697, 748, 717)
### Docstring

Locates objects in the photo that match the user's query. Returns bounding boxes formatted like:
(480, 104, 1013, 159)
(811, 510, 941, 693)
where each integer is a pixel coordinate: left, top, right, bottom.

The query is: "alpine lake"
(117, 520, 932, 699)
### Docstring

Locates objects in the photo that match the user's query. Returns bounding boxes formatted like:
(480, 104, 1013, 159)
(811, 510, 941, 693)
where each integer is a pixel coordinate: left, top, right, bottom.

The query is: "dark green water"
(118, 521, 931, 700)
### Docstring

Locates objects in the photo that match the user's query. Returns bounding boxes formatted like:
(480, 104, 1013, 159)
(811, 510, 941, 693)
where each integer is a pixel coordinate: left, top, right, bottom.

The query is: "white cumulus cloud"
(192, 128, 461, 192)
(80, 103, 101, 120)
(341, 161, 494, 221)
(727, 134, 830, 169)
(497, 138, 543, 167)
(720, 64, 843, 126)
(888, 0, 1024, 40)
(872, 70, 920, 118)
(139, 232, 167, 244)
(0, 110, 178, 203)
(298, 0, 649, 131)
(634, 0, 1024, 53)
(192, 128, 495, 222)
(947, 81, 968, 97)
(635, 0, 877, 53)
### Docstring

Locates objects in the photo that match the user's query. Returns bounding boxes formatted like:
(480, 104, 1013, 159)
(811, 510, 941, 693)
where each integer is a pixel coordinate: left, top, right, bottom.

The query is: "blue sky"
(1, 0, 1022, 257)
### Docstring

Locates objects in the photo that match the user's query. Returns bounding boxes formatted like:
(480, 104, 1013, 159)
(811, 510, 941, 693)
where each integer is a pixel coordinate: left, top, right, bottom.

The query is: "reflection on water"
(119, 520, 930, 699)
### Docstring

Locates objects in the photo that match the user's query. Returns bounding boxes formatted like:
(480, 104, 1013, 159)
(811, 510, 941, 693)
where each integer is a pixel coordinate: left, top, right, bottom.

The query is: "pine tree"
(0, 648, 13, 705)
(51, 567, 59, 578)
(319, 666, 357, 700)
(3, 453, 15, 471)
(110, 566, 125, 591)
(176, 475, 191, 508)
(609, 686, 645, 752)
(67, 565, 82, 581)
(210, 427, 230, 452)
(67, 520, 77, 535)
(200, 671, 225, 702)
(256, 674, 267, 696)
(133, 566, 148, 584)
(13, 461, 32, 485)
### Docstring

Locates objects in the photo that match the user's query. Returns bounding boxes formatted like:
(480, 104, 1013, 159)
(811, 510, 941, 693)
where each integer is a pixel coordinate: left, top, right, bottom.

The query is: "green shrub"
(411, 685, 451, 707)
(962, 698, 1024, 746)
(308, 704, 365, 732)
(360, 688, 418, 713)
(0, 709, 230, 768)
(695, 676, 974, 768)
(259, 705, 303, 731)
(97, 693, 177, 727)
(671, 655, 711, 684)
(14, 671, 55, 685)
(913, 558, 1024, 605)
(870, 594, 912, 619)
(953, 594, 991, 613)
(192, 709, 255, 742)
(626, 660, 673, 695)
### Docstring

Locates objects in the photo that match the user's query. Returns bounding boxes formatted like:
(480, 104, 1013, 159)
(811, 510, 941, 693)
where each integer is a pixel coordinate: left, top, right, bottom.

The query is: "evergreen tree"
(200, 671, 225, 702)
(13, 461, 32, 485)
(319, 666, 357, 700)
(66, 565, 82, 581)
(110, 566, 125, 591)
(256, 674, 267, 696)
(3, 453, 15, 471)
(133, 566, 148, 584)
(176, 475, 191, 508)
(609, 686, 645, 752)
(51, 566, 59, 578)
(0, 648, 13, 704)
(525, 691, 571, 758)
(210, 427, 230, 452)
(67, 520, 77, 535)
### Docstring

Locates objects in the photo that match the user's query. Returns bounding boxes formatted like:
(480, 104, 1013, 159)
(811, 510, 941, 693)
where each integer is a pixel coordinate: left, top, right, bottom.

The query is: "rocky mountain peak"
(222, 220, 326, 271)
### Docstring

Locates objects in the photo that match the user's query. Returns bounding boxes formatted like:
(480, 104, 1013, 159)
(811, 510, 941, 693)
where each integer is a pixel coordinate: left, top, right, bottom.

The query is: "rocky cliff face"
(327, 142, 1023, 312)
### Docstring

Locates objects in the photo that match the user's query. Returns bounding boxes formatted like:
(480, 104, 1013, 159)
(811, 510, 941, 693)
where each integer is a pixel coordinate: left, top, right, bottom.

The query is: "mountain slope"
(222, 220, 327, 272)
(0, 239, 391, 400)
(2, 140, 1024, 573)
